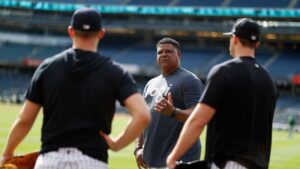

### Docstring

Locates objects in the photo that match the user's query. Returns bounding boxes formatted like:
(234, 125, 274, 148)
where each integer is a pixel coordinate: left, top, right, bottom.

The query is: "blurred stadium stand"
(0, 0, 299, 127)
(127, 0, 171, 6)
(21, 0, 297, 8)
(176, 0, 224, 7)
(228, 0, 292, 8)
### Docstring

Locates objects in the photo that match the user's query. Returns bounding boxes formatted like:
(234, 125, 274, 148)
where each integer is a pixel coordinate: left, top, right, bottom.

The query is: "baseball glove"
(0, 151, 39, 169)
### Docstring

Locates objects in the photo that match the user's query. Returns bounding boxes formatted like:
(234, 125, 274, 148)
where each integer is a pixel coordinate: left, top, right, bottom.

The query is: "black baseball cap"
(71, 7, 102, 32)
(223, 18, 260, 42)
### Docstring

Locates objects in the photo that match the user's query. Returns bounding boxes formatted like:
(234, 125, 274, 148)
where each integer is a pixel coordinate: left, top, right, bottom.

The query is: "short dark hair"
(156, 38, 181, 51)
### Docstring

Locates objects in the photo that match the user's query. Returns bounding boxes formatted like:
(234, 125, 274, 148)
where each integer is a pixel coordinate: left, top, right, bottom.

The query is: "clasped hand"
(154, 92, 174, 117)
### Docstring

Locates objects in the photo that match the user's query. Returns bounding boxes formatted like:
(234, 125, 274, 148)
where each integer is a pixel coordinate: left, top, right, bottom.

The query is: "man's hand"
(155, 92, 174, 117)
(100, 93, 151, 152)
(134, 148, 148, 169)
(166, 155, 176, 169)
(0, 156, 12, 167)
(99, 131, 119, 151)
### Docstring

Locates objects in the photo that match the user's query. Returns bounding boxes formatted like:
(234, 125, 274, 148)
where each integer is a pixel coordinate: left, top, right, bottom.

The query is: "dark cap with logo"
(223, 18, 260, 42)
(71, 8, 102, 32)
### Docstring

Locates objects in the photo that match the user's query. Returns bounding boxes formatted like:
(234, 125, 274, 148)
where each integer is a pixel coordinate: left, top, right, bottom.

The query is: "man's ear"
(177, 50, 181, 59)
(232, 35, 239, 44)
(68, 26, 75, 38)
(255, 41, 260, 48)
(98, 28, 106, 40)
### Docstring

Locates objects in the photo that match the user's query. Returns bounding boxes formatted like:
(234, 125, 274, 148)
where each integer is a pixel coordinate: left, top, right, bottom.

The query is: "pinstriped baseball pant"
(34, 148, 108, 169)
(211, 161, 247, 169)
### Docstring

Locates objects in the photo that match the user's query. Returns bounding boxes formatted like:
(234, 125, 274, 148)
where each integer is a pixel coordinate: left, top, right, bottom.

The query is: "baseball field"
(0, 103, 299, 169)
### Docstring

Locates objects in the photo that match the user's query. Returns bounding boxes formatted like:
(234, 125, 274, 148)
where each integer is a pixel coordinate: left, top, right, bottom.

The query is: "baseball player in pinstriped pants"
(167, 18, 277, 169)
(0, 8, 150, 169)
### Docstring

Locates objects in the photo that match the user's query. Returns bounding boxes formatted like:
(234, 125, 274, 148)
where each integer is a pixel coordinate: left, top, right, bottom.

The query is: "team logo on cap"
(251, 35, 257, 40)
(83, 24, 90, 30)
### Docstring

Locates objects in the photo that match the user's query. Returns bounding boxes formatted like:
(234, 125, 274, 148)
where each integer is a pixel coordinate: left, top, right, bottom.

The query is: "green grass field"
(1, 103, 300, 169)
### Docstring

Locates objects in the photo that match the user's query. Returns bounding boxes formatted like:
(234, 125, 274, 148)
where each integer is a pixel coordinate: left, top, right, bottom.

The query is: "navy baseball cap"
(223, 18, 260, 42)
(71, 8, 102, 32)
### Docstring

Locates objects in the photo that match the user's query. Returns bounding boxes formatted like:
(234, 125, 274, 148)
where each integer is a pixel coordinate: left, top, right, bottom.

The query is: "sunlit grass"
(0, 103, 299, 169)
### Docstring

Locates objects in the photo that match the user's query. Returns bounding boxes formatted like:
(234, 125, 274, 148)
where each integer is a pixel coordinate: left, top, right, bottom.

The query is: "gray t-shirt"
(143, 67, 203, 167)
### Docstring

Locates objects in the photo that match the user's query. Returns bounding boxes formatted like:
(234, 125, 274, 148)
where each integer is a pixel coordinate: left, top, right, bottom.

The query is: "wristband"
(170, 108, 178, 118)
(134, 147, 142, 155)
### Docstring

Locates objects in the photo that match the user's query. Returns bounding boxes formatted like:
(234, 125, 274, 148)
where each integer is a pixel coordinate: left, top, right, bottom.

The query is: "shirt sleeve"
(199, 65, 229, 111)
(182, 75, 204, 109)
(25, 62, 46, 105)
(113, 64, 140, 106)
